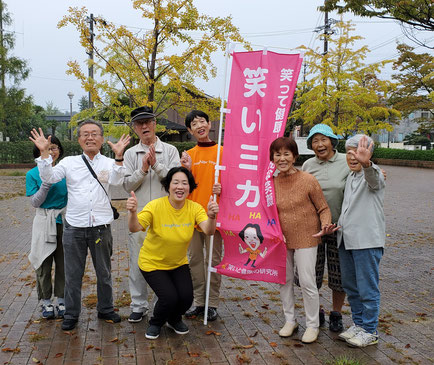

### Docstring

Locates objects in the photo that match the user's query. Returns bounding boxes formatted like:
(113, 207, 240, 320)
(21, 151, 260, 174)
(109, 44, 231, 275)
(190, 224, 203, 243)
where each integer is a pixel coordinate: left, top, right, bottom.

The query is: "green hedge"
(0, 141, 117, 164)
(372, 148, 434, 161)
(2, 140, 432, 164)
(0, 140, 197, 164)
(169, 142, 196, 156)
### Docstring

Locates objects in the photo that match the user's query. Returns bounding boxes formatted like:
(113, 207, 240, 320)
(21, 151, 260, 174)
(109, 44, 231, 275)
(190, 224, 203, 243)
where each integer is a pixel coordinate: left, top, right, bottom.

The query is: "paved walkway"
(0, 165, 432, 365)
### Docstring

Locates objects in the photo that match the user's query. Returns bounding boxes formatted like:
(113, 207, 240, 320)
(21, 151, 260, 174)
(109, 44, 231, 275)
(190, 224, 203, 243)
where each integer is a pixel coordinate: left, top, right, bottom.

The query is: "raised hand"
(148, 144, 156, 166)
(29, 128, 51, 154)
(126, 191, 138, 213)
(207, 196, 219, 219)
(180, 151, 192, 170)
(141, 152, 151, 174)
(347, 135, 374, 168)
(107, 134, 131, 158)
(312, 223, 341, 238)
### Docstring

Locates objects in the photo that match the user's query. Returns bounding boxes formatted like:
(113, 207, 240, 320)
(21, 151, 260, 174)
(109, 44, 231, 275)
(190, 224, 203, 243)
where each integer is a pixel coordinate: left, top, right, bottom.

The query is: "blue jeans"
(339, 243, 383, 333)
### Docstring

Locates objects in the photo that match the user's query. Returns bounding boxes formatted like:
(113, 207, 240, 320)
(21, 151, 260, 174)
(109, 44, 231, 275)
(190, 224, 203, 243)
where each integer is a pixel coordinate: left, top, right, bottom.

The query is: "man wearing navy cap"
(123, 106, 180, 322)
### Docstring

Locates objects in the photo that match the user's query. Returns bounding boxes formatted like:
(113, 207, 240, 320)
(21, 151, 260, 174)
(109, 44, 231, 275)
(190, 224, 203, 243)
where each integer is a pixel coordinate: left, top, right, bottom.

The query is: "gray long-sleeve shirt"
(337, 163, 386, 250)
(122, 137, 180, 211)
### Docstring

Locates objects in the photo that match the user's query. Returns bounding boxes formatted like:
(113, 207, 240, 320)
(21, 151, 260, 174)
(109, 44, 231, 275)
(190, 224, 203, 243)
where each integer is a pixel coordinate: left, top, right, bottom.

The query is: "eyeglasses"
(80, 132, 102, 138)
(48, 146, 59, 151)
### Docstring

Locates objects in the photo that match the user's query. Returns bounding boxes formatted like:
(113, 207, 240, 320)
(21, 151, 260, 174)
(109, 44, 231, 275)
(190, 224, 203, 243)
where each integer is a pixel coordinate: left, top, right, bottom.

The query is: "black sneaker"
(319, 308, 325, 327)
(97, 311, 121, 323)
(185, 306, 205, 318)
(145, 325, 161, 340)
(207, 307, 218, 321)
(128, 311, 145, 323)
(61, 318, 78, 331)
(329, 311, 343, 332)
(167, 320, 189, 335)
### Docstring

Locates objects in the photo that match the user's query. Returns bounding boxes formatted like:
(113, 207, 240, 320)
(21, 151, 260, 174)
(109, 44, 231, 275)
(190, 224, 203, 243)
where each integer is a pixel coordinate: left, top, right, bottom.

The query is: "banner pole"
(203, 41, 231, 326)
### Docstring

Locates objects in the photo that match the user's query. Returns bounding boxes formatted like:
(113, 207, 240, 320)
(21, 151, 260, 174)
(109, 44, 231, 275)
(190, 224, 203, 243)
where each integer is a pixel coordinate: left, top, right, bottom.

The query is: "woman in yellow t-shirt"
(127, 166, 219, 340)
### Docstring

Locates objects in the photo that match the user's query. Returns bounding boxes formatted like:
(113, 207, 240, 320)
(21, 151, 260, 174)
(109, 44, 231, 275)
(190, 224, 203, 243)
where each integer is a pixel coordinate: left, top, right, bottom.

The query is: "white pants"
(280, 246, 319, 329)
(128, 230, 150, 313)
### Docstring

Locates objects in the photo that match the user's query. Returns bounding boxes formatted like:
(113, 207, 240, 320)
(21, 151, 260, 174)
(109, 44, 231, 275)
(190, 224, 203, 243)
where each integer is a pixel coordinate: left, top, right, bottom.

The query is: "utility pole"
(323, 6, 329, 56)
(87, 13, 94, 108)
(0, 0, 5, 92)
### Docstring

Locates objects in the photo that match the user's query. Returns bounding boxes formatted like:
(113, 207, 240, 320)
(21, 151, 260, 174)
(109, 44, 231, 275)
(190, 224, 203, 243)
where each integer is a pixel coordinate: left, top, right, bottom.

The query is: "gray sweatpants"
(62, 220, 114, 320)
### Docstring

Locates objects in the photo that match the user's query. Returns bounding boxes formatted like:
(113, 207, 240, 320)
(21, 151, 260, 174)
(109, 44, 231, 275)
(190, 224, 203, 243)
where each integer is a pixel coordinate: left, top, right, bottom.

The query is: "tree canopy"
(290, 21, 400, 136)
(0, 0, 35, 141)
(322, 0, 434, 32)
(58, 0, 247, 129)
(390, 43, 434, 133)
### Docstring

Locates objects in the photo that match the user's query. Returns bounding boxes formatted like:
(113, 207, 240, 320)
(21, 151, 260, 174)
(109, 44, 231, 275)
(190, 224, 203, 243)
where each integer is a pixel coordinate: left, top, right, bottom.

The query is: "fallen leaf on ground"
(2, 347, 20, 353)
(250, 331, 258, 337)
(109, 337, 119, 342)
(188, 352, 200, 357)
(205, 330, 221, 336)
(269, 342, 277, 347)
(86, 345, 94, 351)
(121, 354, 134, 358)
(54, 353, 63, 358)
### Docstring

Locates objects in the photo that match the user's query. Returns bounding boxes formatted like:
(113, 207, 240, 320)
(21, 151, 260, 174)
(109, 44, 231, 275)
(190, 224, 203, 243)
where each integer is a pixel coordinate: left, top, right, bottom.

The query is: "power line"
(29, 75, 77, 82)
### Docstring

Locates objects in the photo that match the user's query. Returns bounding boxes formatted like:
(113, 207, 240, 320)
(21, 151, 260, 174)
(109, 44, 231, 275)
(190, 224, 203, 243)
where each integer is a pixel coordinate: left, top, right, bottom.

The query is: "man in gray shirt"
(123, 106, 180, 322)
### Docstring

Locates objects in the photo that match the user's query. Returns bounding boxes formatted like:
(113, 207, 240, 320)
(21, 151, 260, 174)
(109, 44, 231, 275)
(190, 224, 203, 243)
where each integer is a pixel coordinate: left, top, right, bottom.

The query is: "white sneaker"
(301, 327, 319, 343)
(41, 304, 55, 319)
(346, 329, 378, 347)
(279, 322, 298, 337)
(338, 325, 363, 341)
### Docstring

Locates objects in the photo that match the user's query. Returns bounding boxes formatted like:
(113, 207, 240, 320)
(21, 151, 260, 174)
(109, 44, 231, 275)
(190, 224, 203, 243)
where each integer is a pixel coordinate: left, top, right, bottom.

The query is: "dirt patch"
(0, 176, 26, 200)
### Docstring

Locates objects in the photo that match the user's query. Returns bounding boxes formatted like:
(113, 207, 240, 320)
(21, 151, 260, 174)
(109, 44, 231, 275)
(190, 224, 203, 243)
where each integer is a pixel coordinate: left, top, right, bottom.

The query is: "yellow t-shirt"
(137, 196, 208, 271)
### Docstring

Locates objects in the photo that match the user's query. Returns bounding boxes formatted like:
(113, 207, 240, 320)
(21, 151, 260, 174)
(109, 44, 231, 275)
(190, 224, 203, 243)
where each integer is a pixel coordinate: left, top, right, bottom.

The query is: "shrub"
(373, 148, 434, 161)
(170, 141, 198, 156)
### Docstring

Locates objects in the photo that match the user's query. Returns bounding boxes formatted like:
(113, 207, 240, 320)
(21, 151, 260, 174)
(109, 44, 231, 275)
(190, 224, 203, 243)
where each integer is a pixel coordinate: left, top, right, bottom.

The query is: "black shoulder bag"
(81, 155, 120, 220)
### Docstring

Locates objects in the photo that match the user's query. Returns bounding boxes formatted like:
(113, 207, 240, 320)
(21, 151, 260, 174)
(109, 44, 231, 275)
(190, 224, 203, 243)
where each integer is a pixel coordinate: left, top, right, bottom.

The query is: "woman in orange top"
(270, 137, 339, 344)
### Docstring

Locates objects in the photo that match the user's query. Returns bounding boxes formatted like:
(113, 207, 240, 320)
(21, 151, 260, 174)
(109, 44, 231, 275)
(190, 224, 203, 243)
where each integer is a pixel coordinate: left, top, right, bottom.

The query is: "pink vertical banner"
(216, 50, 303, 284)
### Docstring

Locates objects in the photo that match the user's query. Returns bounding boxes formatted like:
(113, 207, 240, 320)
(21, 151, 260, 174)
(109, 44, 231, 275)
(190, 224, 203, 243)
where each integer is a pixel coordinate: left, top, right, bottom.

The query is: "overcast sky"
(5, 0, 424, 114)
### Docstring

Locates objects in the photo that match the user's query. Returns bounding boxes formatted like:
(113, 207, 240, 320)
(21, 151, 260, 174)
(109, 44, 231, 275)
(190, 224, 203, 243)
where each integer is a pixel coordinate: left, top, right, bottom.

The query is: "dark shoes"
(145, 325, 161, 340)
(61, 318, 78, 331)
(329, 311, 344, 332)
(185, 306, 205, 318)
(128, 311, 145, 323)
(185, 306, 218, 321)
(319, 308, 325, 327)
(97, 311, 121, 323)
(207, 307, 218, 321)
(167, 320, 189, 335)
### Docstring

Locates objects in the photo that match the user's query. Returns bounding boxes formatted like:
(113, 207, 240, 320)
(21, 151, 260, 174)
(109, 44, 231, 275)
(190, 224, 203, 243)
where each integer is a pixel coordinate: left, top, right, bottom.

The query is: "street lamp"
(67, 92, 74, 140)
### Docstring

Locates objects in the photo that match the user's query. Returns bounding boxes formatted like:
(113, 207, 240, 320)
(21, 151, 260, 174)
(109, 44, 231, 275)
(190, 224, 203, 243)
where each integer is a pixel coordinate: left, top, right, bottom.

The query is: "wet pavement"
(0, 165, 432, 364)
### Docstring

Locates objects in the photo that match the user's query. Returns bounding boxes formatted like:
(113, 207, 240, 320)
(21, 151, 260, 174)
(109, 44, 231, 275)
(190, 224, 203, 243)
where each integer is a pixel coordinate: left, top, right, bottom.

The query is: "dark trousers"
(141, 264, 193, 327)
(36, 223, 65, 300)
(62, 220, 114, 320)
